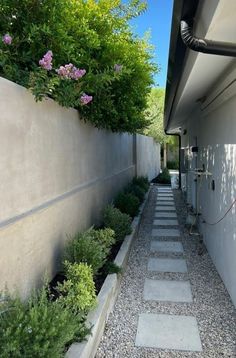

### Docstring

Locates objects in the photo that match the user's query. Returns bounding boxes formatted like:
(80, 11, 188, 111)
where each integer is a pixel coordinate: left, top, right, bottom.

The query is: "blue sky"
(128, 0, 173, 88)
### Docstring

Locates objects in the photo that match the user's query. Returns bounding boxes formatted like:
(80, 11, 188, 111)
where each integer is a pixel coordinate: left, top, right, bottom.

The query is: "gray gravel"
(96, 185, 236, 358)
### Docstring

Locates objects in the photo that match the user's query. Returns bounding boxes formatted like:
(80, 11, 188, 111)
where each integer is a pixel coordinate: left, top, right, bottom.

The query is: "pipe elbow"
(180, 20, 207, 52)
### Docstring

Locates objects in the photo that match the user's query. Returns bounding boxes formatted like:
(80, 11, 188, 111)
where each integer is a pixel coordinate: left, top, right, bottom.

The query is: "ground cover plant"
(0, 0, 156, 132)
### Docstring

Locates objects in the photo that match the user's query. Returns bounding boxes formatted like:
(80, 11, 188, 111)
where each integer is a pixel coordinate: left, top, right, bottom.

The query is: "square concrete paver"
(143, 279, 193, 302)
(148, 258, 188, 273)
(155, 206, 176, 211)
(156, 201, 175, 206)
(152, 228, 180, 237)
(153, 219, 178, 226)
(157, 197, 174, 201)
(150, 241, 183, 253)
(135, 313, 202, 351)
(155, 212, 177, 218)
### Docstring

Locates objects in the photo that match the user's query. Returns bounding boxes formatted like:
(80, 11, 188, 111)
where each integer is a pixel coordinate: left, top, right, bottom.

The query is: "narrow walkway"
(96, 186, 236, 357)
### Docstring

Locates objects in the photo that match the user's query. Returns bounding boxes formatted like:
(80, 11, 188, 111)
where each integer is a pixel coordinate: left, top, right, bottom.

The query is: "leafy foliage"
(124, 183, 145, 203)
(0, 0, 157, 132)
(58, 261, 96, 315)
(114, 192, 140, 218)
(103, 205, 132, 242)
(0, 286, 87, 358)
(154, 167, 171, 184)
(167, 160, 179, 170)
(91, 228, 115, 257)
(102, 261, 122, 275)
(132, 176, 149, 192)
(64, 228, 115, 275)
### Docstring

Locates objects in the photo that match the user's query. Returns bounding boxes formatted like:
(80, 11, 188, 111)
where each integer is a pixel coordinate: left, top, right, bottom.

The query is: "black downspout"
(180, 20, 236, 57)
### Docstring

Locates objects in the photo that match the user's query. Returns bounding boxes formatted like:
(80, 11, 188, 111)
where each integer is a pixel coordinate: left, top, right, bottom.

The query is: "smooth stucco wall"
(0, 77, 160, 297)
(136, 134, 160, 181)
(181, 78, 236, 306)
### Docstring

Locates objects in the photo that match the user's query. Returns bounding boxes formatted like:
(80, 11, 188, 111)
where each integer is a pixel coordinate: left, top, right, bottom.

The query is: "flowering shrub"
(0, 0, 157, 132)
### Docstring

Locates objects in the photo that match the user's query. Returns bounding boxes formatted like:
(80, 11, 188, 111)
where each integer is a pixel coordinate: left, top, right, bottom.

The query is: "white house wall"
(181, 78, 236, 306)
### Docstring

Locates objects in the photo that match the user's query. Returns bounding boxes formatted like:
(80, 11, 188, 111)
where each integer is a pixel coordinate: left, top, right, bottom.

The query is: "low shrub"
(125, 183, 145, 203)
(0, 286, 88, 358)
(154, 168, 171, 184)
(58, 261, 96, 315)
(102, 261, 122, 275)
(132, 176, 149, 192)
(64, 229, 107, 275)
(103, 205, 132, 242)
(114, 192, 139, 218)
(91, 228, 115, 257)
(167, 160, 179, 170)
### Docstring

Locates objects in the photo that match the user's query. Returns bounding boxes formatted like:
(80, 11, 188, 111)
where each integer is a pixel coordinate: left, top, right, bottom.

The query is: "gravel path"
(96, 185, 236, 357)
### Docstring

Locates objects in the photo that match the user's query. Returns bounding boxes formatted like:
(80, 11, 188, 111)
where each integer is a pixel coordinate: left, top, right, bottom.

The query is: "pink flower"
(114, 64, 123, 72)
(80, 93, 93, 105)
(2, 34, 12, 45)
(71, 68, 86, 80)
(39, 50, 53, 70)
(56, 63, 86, 80)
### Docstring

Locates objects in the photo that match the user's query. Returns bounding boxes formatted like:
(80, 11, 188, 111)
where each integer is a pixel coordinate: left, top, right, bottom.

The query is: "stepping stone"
(135, 313, 202, 351)
(155, 212, 177, 218)
(156, 201, 175, 206)
(150, 241, 183, 253)
(156, 206, 176, 211)
(143, 279, 193, 302)
(148, 258, 188, 273)
(153, 219, 178, 226)
(152, 228, 180, 237)
(157, 197, 173, 200)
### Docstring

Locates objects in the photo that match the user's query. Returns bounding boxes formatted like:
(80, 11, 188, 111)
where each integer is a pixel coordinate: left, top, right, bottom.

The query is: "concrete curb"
(66, 189, 150, 358)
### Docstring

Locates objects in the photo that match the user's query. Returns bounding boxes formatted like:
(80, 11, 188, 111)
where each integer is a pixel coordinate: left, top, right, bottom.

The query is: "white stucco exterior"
(166, 0, 236, 306)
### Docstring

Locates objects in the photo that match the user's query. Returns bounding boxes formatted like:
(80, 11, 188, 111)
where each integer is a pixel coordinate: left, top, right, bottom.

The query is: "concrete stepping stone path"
(135, 313, 202, 352)
(148, 257, 188, 273)
(139, 190, 201, 352)
(143, 279, 193, 302)
(155, 205, 176, 211)
(150, 240, 184, 253)
(153, 219, 178, 226)
(152, 228, 180, 237)
(155, 211, 177, 218)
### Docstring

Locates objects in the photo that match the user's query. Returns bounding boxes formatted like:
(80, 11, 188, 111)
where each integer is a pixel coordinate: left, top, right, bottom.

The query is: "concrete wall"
(0, 77, 160, 297)
(136, 135, 160, 181)
(180, 67, 236, 306)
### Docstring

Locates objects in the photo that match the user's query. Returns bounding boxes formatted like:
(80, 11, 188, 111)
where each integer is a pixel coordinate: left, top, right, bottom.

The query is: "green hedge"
(0, 0, 156, 132)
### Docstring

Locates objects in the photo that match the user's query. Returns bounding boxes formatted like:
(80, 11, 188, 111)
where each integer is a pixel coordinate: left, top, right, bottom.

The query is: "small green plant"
(167, 160, 179, 170)
(114, 192, 139, 218)
(155, 167, 171, 184)
(65, 230, 107, 275)
(102, 261, 122, 275)
(58, 261, 96, 315)
(91, 228, 115, 257)
(0, 286, 88, 358)
(132, 176, 149, 192)
(125, 183, 145, 203)
(103, 205, 132, 242)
